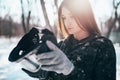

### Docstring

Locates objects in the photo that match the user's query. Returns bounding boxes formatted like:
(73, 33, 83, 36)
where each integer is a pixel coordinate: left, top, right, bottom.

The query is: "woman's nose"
(66, 19, 72, 26)
(67, 18, 71, 23)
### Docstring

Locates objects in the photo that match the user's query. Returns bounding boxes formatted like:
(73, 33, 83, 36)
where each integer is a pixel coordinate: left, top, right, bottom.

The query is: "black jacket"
(47, 34, 116, 80)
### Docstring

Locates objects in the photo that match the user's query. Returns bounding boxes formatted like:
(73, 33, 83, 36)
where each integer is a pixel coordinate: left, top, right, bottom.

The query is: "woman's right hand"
(36, 40, 74, 75)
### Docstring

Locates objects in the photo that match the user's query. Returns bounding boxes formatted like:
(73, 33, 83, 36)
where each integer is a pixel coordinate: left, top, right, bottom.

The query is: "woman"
(23, 0, 116, 80)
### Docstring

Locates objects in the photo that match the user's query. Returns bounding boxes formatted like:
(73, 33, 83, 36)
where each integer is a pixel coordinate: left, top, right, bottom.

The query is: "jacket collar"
(64, 34, 99, 52)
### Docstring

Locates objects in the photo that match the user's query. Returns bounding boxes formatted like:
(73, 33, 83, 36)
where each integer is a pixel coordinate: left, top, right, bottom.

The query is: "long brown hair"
(58, 0, 101, 38)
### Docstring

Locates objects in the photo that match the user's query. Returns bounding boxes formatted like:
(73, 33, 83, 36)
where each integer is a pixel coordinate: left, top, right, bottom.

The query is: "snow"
(114, 43, 120, 80)
(0, 37, 120, 80)
(0, 37, 36, 80)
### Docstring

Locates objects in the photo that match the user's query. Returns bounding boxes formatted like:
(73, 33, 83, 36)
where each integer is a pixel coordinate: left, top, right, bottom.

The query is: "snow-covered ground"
(114, 43, 120, 80)
(0, 37, 120, 80)
(0, 37, 36, 80)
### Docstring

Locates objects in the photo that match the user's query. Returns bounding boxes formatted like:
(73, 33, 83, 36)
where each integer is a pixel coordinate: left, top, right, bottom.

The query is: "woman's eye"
(62, 15, 74, 20)
(70, 16, 74, 19)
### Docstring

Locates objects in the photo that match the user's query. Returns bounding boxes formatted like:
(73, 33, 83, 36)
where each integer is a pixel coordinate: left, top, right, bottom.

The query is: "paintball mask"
(8, 27, 57, 79)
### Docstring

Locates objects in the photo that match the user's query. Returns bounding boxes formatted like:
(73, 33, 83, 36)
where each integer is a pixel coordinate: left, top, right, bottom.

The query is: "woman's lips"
(67, 28, 72, 30)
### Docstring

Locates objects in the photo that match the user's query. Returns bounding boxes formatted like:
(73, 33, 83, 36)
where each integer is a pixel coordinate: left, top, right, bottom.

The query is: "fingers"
(41, 64, 62, 74)
(46, 40, 58, 51)
(37, 52, 61, 65)
(38, 58, 59, 65)
(37, 51, 55, 60)
(22, 68, 37, 77)
(30, 45, 41, 54)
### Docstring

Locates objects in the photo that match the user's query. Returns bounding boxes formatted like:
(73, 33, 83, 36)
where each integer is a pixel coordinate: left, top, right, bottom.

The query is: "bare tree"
(21, 0, 27, 33)
(0, 15, 13, 38)
(104, 0, 120, 38)
(40, 0, 53, 31)
(26, 11, 31, 31)
(26, 0, 31, 31)
(53, 0, 61, 38)
(20, 0, 32, 34)
(54, 0, 58, 10)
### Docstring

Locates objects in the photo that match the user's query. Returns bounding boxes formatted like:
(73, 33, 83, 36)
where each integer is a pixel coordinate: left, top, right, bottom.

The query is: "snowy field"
(0, 37, 120, 80)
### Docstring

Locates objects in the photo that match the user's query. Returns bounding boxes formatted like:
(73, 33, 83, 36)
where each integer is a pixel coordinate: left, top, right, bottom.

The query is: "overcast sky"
(0, 0, 119, 26)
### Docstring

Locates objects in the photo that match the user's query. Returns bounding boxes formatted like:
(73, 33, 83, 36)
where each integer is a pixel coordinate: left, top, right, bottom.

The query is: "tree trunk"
(26, 11, 31, 32)
(54, 0, 58, 10)
(105, 0, 120, 38)
(106, 18, 117, 38)
(21, 0, 27, 34)
(118, 17, 120, 31)
(40, 0, 52, 31)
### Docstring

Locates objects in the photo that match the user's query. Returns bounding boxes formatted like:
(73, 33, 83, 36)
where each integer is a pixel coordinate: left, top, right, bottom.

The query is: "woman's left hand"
(37, 41, 74, 75)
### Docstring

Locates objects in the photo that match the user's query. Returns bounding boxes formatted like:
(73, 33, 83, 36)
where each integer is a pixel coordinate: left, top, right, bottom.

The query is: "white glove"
(36, 40, 74, 75)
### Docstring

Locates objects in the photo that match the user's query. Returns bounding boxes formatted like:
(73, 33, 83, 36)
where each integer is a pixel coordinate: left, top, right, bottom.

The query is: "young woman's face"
(61, 7, 83, 35)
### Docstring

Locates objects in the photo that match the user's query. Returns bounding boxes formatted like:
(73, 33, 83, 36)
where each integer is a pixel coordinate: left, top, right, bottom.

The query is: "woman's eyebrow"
(62, 13, 72, 17)
(61, 15, 65, 17)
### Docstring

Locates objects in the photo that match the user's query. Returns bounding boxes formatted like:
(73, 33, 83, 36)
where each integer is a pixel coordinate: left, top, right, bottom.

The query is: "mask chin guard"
(20, 53, 41, 72)
(8, 27, 40, 62)
(8, 27, 57, 79)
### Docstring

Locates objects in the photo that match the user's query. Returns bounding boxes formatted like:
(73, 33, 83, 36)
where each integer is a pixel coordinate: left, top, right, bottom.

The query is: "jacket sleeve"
(92, 37, 116, 80)
(54, 37, 116, 80)
(65, 37, 116, 80)
(57, 41, 99, 80)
